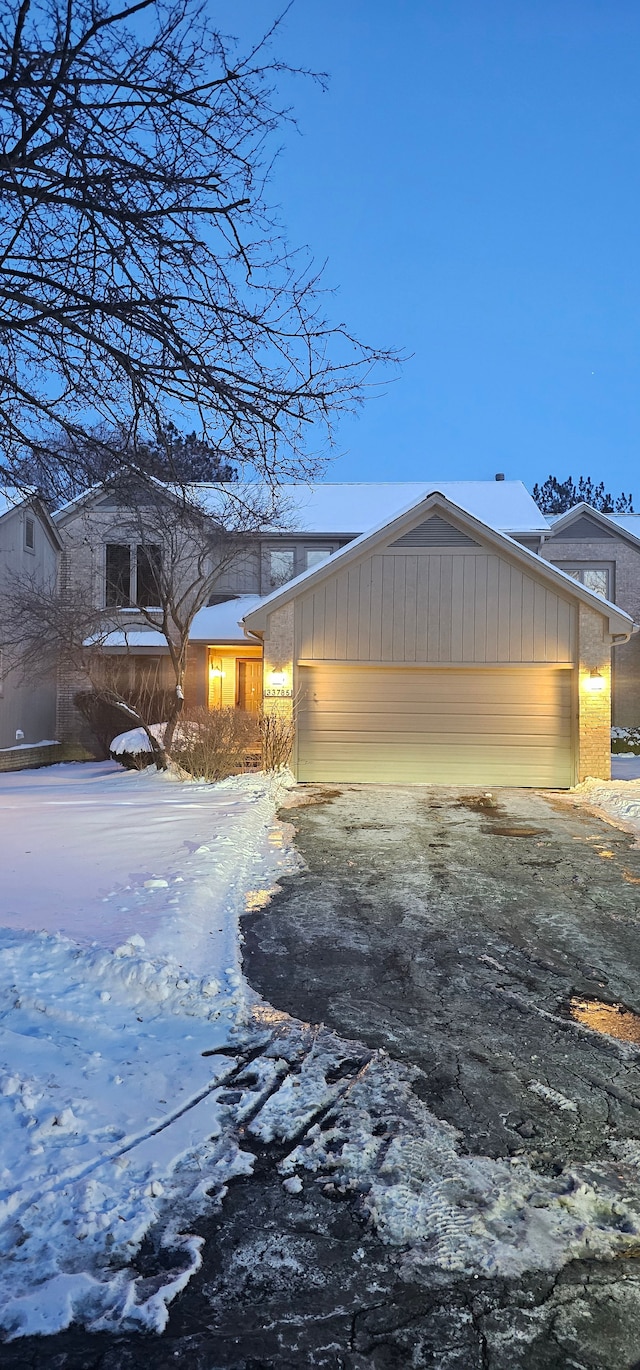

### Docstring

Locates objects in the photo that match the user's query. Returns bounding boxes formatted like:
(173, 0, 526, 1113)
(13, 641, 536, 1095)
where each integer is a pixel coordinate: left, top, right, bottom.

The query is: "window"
(24, 516, 35, 552)
(269, 549, 295, 589)
(305, 547, 332, 570)
(105, 543, 162, 607)
(105, 544, 131, 607)
(566, 566, 612, 600)
(136, 544, 162, 607)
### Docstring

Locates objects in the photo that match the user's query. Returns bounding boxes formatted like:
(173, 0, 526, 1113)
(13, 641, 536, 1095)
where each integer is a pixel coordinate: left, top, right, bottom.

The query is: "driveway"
(6, 784, 640, 1369)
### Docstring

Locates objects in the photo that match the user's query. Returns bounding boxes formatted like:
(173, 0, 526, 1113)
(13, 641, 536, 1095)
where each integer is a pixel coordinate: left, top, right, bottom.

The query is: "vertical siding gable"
(295, 544, 579, 664)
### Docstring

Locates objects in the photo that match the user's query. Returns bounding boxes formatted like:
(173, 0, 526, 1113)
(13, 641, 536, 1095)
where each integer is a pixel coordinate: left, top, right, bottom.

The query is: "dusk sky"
(222, 2, 640, 497)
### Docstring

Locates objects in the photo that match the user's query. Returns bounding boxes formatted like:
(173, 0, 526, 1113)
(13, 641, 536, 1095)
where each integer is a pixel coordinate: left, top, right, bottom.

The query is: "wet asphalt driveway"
(251, 784, 640, 1169)
(6, 783, 640, 1370)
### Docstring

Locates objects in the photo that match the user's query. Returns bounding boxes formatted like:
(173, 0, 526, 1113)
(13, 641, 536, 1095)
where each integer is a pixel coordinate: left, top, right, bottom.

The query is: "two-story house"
(51, 479, 635, 786)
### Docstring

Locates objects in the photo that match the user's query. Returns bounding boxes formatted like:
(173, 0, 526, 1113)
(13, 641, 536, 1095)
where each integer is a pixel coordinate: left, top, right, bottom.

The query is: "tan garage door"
(296, 665, 574, 787)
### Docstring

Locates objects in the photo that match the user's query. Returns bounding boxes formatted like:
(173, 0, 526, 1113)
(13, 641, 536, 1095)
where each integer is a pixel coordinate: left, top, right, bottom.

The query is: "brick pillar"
(262, 603, 294, 721)
(577, 605, 611, 781)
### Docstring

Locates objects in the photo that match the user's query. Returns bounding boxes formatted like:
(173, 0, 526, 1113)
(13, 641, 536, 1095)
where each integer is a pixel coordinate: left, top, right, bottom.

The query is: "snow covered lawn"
(0, 762, 296, 1339)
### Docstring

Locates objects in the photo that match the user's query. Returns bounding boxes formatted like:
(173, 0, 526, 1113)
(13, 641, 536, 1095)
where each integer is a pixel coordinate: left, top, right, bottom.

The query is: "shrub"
(611, 726, 640, 755)
(174, 706, 259, 781)
(74, 687, 174, 759)
(259, 709, 295, 771)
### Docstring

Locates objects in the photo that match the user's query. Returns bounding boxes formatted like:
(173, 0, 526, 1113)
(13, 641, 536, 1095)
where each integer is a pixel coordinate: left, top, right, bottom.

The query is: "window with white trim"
(24, 516, 35, 552)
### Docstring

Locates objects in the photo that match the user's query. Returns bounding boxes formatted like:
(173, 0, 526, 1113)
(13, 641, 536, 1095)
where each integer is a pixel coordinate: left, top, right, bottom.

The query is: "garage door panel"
(304, 717, 570, 739)
(297, 666, 573, 787)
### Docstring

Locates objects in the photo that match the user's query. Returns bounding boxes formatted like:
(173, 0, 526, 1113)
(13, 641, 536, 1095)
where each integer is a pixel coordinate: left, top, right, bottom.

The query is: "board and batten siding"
(295, 549, 577, 665)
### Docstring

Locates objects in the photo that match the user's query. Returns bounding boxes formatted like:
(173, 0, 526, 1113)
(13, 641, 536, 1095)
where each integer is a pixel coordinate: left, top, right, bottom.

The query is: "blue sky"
(222, 2, 640, 497)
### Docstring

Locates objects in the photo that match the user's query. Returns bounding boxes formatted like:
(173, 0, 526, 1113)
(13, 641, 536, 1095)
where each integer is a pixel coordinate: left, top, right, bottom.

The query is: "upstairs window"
(136, 544, 162, 607)
(269, 548, 295, 589)
(105, 544, 131, 607)
(105, 543, 163, 608)
(24, 516, 35, 552)
(305, 546, 332, 570)
(567, 566, 611, 600)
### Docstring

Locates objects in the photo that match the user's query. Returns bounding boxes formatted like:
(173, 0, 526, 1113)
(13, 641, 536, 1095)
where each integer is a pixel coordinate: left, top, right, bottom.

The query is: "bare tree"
(1, 477, 274, 767)
(0, 0, 395, 498)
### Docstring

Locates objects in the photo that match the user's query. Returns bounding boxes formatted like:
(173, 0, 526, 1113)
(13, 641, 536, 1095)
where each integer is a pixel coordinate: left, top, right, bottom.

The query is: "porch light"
(209, 665, 225, 678)
(584, 669, 606, 693)
(268, 669, 287, 689)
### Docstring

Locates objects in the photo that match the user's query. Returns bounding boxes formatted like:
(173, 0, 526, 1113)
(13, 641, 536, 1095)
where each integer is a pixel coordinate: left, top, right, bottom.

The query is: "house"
(244, 491, 634, 787)
(8, 475, 632, 786)
(540, 504, 640, 728)
(0, 492, 62, 769)
(52, 478, 551, 737)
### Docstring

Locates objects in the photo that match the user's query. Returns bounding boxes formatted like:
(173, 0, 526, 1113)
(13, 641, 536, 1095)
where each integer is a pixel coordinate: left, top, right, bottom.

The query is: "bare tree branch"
(0, 0, 397, 497)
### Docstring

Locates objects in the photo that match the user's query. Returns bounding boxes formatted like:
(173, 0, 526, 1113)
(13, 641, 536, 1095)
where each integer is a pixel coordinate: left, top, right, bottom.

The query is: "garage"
(244, 491, 635, 788)
(296, 664, 574, 787)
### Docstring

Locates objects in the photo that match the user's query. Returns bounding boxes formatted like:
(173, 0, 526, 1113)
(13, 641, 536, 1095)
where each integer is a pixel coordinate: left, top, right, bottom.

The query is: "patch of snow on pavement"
(0, 762, 296, 1339)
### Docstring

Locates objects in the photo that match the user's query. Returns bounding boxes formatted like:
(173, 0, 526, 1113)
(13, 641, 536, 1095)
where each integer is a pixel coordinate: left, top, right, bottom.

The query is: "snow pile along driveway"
(570, 773, 640, 841)
(0, 763, 296, 1339)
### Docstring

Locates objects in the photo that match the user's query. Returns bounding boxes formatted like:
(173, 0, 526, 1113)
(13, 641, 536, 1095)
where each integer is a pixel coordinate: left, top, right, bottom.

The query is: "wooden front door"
(236, 658, 262, 713)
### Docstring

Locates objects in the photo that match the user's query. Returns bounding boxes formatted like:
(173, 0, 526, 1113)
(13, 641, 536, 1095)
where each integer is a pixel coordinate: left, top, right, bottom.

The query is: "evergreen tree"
(532, 476, 634, 515)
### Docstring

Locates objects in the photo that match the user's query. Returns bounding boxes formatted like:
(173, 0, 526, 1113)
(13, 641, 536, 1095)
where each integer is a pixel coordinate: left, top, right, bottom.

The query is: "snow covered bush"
(76, 686, 174, 759)
(611, 726, 640, 755)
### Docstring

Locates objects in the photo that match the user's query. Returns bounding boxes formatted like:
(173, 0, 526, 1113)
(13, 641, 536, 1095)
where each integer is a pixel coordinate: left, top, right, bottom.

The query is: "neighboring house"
(541, 504, 640, 727)
(0, 492, 62, 766)
(244, 491, 633, 788)
(52, 478, 550, 740)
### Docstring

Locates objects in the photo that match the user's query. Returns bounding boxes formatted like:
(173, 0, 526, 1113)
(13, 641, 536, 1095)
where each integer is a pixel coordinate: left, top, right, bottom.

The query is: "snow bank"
(570, 773, 640, 839)
(0, 763, 297, 1338)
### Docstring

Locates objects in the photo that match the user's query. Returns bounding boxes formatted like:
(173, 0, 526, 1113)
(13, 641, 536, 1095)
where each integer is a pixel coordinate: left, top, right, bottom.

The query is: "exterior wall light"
(584, 669, 606, 693)
(268, 669, 287, 689)
(209, 665, 225, 678)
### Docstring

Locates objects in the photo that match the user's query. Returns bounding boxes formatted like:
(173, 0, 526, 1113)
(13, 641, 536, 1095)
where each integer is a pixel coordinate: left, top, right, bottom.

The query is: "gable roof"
(54, 478, 548, 536)
(0, 489, 62, 549)
(546, 503, 640, 552)
(243, 491, 635, 639)
(194, 480, 548, 536)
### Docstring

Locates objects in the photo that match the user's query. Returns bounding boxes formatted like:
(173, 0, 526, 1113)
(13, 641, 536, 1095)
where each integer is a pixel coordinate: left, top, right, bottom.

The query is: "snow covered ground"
(571, 756, 640, 841)
(3, 760, 640, 1345)
(0, 762, 297, 1338)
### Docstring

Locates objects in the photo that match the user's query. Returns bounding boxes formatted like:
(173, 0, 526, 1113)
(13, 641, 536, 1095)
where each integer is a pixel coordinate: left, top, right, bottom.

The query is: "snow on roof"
(95, 595, 262, 651)
(244, 490, 634, 636)
(608, 514, 640, 534)
(193, 480, 548, 535)
(189, 596, 262, 641)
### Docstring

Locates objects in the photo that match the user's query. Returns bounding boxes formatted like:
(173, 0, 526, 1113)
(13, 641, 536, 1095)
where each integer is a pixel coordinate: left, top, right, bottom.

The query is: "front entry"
(237, 658, 263, 713)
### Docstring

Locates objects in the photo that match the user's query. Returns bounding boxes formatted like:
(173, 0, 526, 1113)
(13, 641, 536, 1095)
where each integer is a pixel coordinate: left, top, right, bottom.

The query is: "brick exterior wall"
(577, 604, 611, 781)
(542, 534, 640, 727)
(0, 742, 64, 772)
(262, 603, 294, 721)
